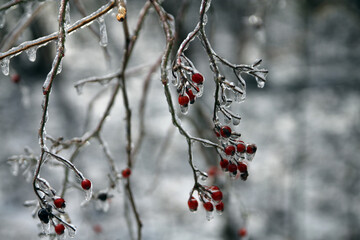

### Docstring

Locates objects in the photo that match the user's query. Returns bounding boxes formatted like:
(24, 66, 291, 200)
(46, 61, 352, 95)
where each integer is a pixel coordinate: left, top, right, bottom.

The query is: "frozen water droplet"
(41, 222, 50, 235)
(96, 199, 110, 212)
(196, 84, 204, 97)
(229, 171, 237, 180)
(171, 76, 178, 86)
(246, 153, 255, 161)
(206, 210, 214, 221)
(205, 0, 212, 12)
(8, 160, 19, 176)
(180, 105, 189, 114)
(232, 117, 241, 126)
(200, 172, 208, 181)
(57, 59, 62, 74)
(98, 17, 108, 47)
(0, 12, 5, 28)
(202, 14, 208, 25)
(82, 187, 93, 204)
(256, 77, 265, 88)
(25, 46, 38, 62)
(66, 224, 76, 238)
(24, 169, 32, 182)
(201, 139, 214, 148)
(65, 2, 71, 26)
(99, 79, 110, 85)
(1, 58, 10, 76)
(75, 83, 84, 95)
(57, 232, 66, 240)
(224, 116, 231, 124)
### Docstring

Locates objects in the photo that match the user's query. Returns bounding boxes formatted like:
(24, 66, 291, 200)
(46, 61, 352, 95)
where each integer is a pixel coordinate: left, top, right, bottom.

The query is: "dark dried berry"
(38, 208, 50, 224)
(240, 171, 249, 181)
(98, 193, 108, 201)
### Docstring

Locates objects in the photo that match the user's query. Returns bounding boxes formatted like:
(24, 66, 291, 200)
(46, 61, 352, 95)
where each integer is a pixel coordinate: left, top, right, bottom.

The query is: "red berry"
(11, 74, 21, 84)
(236, 141, 246, 153)
(238, 228, 247, 237)
(209, 185, 220, 191)
(211, 190, 223, 202)
(208, 166, 218, 177)
(215, 201, 224, 212)
(220, 126, 232, 138)
(93, 224, 103, 234)
(220, 159, 229, 169)
(122, 168, 132, 178)
(237, 162, 248, 173)
(214, 129, 220, 137)
(54, 224, 65, 235)
(187, 197, 198, 212)
(228, 163, 237, 173)
(192, 73, 204, 84)
(186, 89, 196, 104)
(224, 145, 236, 156)
(178, 95, 190, 106)
(246, 144, 257, 154)
(203, 201, 214, 211)
(81, 179, 92, 190)
(53, 198, 66, 208)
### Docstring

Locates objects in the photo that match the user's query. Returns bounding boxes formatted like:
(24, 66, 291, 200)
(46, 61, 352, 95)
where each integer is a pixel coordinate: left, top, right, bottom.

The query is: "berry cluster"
(174, 59, 205, 114)
(35, 178, 92, 238)
(188, 185, 224, 221)
(215, 125, 257, 180)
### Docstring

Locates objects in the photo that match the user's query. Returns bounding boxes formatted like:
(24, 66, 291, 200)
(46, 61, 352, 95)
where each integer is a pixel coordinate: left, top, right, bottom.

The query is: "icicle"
(205, 0, 212, 13)
(200, 172, 208, 181)
(96, 199, 110, 212)
(81, 187, 93, 206)
(205, 210, 214, 221)
(180, 104, 189, 114)
(98, 17, 108, 47)
(41, 222, 51, 235)
(25, 46, 38, 62)
(57, 232, 66, 240)
(75, 83, 84, 95)
(202, 14, 208, 26)
(57, 59, 63, 75)
(8, 160, 19, 176)
(65, 1, 71, 27)
(66, 224, 77, 238)
(196, 84, 204, 97)
(1, 57, 10, 76)
(255, 77, 265, 88)
(232, 116, 241, 126)
(201, 139, 215, 148)
(99, 79, 111, 85)
(0, 12, 5, 28)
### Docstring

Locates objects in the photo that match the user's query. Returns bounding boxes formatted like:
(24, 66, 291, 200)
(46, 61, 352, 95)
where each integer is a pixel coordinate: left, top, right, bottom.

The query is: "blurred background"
(0, 0, 359, 239)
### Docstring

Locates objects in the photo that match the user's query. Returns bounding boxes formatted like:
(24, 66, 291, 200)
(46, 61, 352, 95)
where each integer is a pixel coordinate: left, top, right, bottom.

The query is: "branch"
(0, 0, 116, 60)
